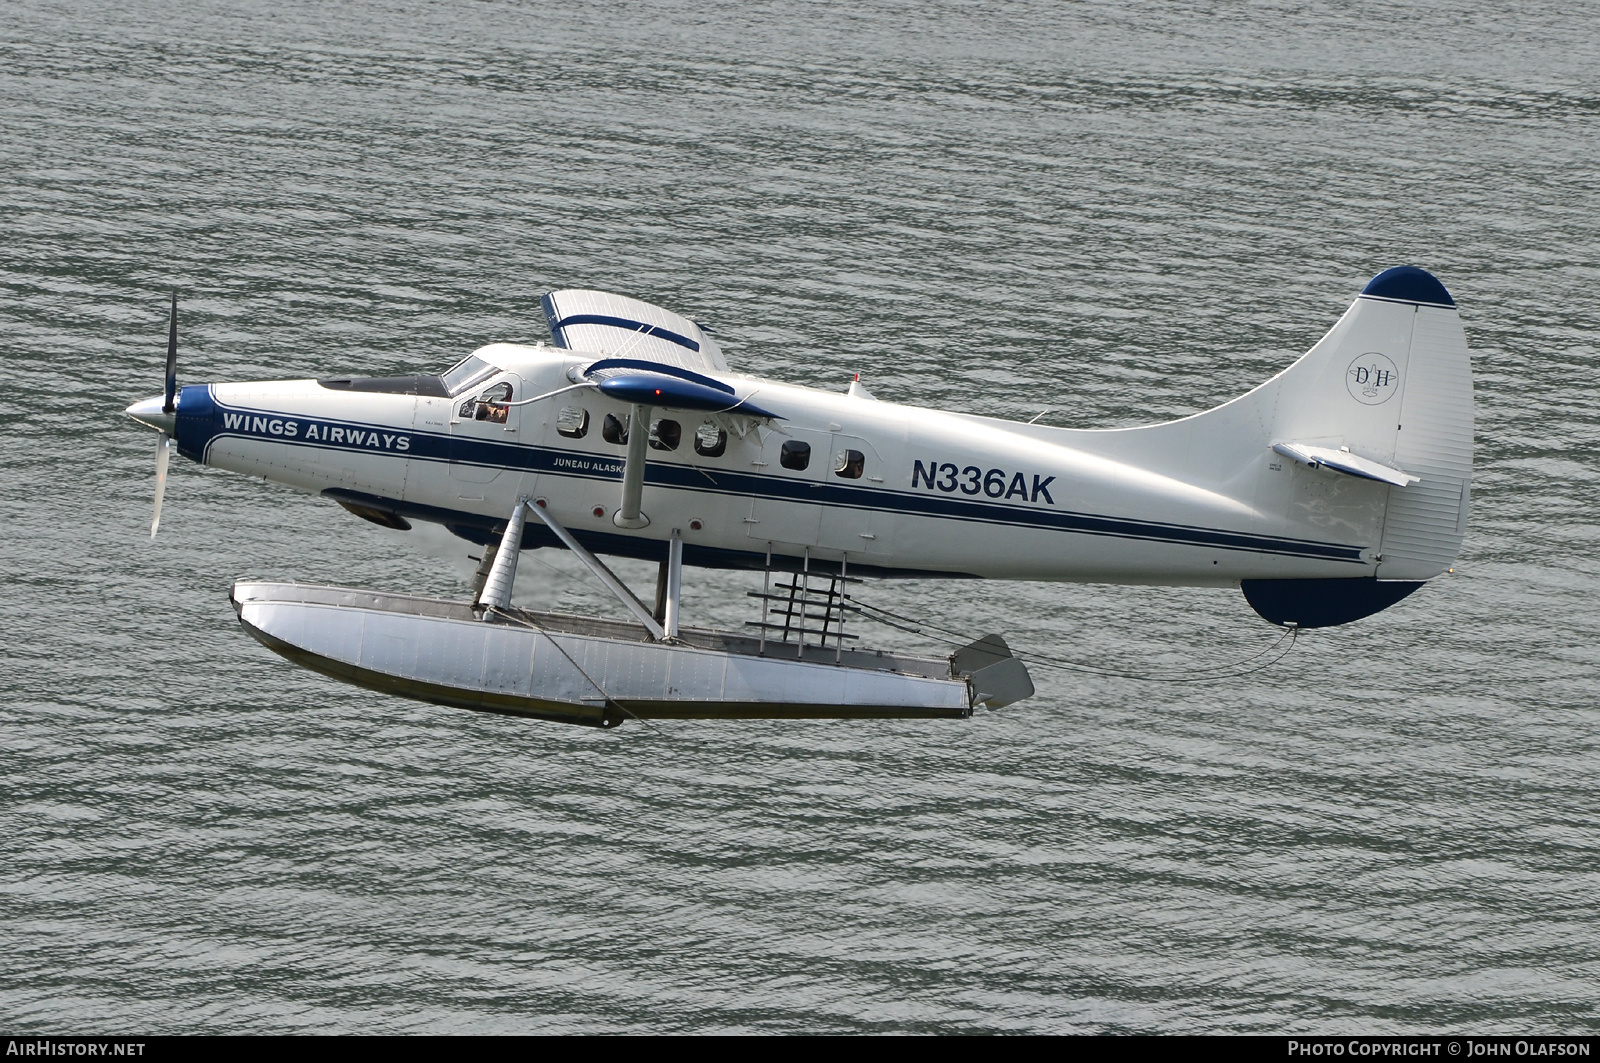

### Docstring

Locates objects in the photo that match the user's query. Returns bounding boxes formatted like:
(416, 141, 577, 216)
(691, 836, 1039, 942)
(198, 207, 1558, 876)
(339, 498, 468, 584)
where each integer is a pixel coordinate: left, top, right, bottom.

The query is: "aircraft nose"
(125, 395, 176, 435)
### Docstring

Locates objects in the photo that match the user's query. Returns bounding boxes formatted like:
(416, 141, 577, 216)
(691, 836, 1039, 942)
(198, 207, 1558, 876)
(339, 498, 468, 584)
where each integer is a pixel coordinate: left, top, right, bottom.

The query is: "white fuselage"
(180, 340, 1384, 585)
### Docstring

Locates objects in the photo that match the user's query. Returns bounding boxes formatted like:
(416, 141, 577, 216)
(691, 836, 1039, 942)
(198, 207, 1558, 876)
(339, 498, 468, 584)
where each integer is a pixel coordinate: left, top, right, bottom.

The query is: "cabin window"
(556, 406, 589, 439)
(833, 449, 865, 479)
(602, 412, 628, 445)
(780, 440, 811, 471)
(441, 355, 497, 396)
(650, 418, 681, 451)
(694, 422, 727, 458)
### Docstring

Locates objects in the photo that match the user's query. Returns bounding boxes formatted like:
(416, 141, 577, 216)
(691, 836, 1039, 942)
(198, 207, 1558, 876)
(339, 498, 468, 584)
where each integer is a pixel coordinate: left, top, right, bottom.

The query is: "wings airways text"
(219, 412, 411, 452)
(913, 460, 1055, 504)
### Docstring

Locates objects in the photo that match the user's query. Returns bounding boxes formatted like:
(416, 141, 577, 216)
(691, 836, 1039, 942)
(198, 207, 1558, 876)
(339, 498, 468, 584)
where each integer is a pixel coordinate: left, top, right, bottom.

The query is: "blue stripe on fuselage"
(203, 397, 1367, 565)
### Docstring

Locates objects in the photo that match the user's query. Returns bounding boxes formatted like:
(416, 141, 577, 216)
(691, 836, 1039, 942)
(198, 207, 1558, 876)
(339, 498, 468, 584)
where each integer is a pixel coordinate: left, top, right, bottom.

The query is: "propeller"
(126, 292, 180, 538)
(151, 424, 171, 538)
(151, 291, 178, 537)
(163, 289, 178, 414)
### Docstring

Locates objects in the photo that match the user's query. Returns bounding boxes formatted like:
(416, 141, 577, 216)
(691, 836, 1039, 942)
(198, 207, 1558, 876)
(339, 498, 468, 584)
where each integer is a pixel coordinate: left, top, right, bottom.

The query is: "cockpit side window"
(474, 382, 512, 423)
(457, 378, 513, 422)
(441, 356, 498, 396)
(833, 449, 865, 479)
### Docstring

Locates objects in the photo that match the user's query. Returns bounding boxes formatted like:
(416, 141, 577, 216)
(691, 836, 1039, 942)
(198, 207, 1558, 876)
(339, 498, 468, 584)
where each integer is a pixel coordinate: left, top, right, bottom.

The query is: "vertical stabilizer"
(1239, 266, 1475, 624)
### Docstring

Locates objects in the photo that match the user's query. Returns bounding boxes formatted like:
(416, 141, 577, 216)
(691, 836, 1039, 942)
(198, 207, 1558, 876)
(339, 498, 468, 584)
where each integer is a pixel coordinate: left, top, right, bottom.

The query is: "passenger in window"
(650, 419, 681, 451)
(780, 440, 811, 471)
(602, 413, 628, 445)
(834, 449, 865, 478)
(694, 423, 727, 457)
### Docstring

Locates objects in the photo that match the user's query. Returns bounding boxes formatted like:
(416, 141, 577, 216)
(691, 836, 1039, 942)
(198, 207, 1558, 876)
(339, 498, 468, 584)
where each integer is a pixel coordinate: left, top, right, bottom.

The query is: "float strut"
(476, 500, 527, 614)
(663, 529, 683, 640)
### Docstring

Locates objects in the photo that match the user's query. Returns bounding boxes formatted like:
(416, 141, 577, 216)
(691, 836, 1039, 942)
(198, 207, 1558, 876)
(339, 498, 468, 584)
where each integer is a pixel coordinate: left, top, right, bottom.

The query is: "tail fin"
(1268, 267, 1473, 576)
(1241, 266, 1474, 624)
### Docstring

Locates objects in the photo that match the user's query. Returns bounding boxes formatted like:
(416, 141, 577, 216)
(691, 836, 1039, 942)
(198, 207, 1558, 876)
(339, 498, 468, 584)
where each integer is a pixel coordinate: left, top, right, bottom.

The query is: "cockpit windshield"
(441, 355, 498, 396)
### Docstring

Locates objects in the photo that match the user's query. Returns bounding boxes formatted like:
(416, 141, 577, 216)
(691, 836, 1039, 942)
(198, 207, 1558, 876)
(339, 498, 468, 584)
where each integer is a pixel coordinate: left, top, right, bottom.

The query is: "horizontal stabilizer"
(1272, 442, 1419, 487)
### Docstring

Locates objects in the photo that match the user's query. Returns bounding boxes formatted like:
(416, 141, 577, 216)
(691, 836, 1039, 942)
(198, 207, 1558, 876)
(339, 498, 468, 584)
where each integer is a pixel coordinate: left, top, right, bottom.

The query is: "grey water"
(3, 0, 1598, 1034)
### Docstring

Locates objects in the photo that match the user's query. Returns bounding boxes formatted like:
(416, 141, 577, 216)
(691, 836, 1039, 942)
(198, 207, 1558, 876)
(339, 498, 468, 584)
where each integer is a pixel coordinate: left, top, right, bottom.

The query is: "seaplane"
(125, 266, 1473, 728)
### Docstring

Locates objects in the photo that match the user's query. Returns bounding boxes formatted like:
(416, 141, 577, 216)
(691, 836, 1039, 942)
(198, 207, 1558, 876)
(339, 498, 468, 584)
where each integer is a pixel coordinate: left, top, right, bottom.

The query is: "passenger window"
(694, 422, 727, 458)
(833, 449, 865, 479)
(602, 413, 628, 445)
(780, 440, 811, 471)
(650, 418, 681, 451)
(556, 406, 589, 439)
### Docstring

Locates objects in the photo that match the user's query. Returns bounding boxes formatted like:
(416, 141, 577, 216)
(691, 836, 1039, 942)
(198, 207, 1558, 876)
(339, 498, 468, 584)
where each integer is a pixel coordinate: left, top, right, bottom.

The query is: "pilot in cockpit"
(471, 382, 513, 424)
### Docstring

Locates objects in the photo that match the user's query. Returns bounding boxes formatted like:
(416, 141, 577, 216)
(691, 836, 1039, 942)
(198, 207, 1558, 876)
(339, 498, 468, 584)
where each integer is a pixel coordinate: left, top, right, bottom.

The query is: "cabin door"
(745, 426, 825, 552)
(817, 434, 895, 560)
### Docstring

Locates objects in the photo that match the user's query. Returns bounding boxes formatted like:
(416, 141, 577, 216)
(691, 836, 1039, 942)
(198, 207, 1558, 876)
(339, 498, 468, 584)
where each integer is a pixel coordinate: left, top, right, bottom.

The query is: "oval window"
(556, 407, 589, 439)
(780, 440, 811, 471)
(650, 418, 681, 451)
(833, 449, 865, 479)
(694, 422, 727, 458)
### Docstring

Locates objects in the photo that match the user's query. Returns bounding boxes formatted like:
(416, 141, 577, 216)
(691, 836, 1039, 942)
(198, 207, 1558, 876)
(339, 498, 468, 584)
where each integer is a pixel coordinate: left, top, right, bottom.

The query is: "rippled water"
(3, 0, 1598, 1034)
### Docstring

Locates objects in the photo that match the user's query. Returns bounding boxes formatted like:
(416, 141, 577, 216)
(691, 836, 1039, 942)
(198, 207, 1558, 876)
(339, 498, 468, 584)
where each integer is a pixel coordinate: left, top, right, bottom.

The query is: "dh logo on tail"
(1347, 353, 1400, 405)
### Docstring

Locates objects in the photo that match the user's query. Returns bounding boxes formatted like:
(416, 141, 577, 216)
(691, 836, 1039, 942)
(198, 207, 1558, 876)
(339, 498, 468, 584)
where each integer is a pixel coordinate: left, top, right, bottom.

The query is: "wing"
(540, 289, 729, 373)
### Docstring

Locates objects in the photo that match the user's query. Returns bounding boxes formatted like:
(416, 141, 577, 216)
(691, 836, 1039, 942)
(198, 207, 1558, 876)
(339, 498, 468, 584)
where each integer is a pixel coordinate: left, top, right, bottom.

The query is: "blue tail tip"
(1362, 266, 1454, 308)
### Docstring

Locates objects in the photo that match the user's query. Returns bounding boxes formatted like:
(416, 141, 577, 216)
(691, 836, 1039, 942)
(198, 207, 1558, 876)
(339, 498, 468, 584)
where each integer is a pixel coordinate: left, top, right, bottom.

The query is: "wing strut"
(617, 403, 651, 528)
(527, 499, 667, 640)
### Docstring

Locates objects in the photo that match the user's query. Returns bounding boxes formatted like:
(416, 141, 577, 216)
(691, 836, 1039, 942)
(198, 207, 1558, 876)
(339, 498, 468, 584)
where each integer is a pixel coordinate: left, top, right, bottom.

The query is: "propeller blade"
(163, 291, 178, 414)
(150, 432, 171, 538)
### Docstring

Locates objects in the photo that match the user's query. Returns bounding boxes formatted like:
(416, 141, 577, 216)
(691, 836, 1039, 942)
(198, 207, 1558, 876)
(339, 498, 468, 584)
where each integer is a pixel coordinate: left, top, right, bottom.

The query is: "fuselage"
(162, 340, 1383, 585)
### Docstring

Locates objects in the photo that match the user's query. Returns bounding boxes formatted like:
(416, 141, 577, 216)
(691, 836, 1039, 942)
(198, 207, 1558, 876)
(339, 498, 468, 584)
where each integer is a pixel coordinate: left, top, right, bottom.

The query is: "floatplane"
(126, 267, 1473, 728)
